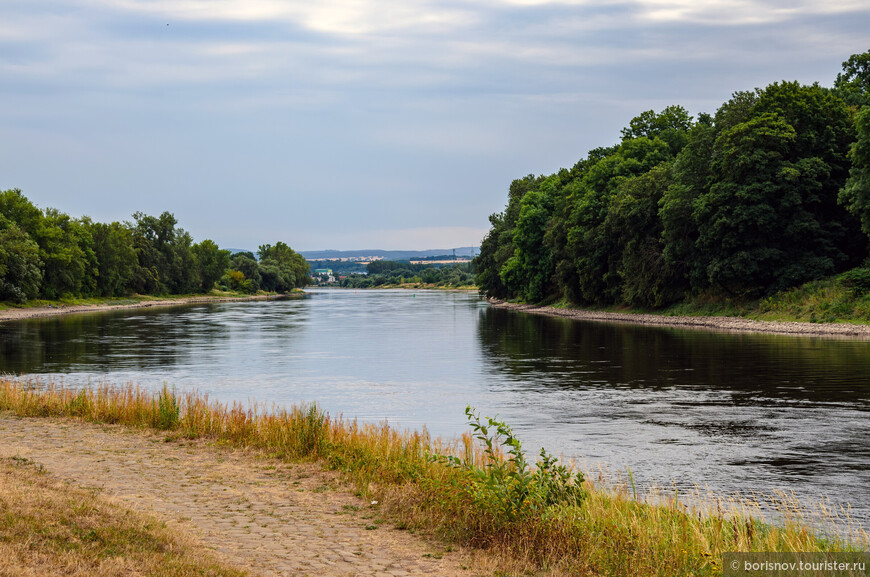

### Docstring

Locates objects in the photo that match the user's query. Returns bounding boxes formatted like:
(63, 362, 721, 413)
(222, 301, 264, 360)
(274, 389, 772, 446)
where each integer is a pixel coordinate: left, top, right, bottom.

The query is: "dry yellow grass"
(0, 455, 248, 577)
(1, 377, 866, 577)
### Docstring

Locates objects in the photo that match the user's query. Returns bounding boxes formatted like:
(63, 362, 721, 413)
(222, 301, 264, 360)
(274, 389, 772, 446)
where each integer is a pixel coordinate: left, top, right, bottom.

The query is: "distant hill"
(300, 247, 478, 261)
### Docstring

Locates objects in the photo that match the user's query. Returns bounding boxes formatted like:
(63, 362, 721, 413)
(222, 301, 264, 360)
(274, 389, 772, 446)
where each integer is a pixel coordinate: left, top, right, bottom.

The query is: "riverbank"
(1, 380, 865, 577)
(0, 414, 474, 577)
(0, 292, 295, 323)
(488, 299, 870, 338)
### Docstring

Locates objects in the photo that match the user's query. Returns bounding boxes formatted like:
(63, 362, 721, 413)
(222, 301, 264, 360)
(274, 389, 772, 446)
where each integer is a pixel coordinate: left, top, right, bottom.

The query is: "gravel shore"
(0, 294, 280, 323)
(488, 299, 870, 339)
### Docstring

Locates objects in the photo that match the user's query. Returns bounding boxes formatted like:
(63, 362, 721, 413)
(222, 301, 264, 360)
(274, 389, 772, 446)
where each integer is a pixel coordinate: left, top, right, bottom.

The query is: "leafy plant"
(839, 267, 870, 296)
(435, 406, 585, 525)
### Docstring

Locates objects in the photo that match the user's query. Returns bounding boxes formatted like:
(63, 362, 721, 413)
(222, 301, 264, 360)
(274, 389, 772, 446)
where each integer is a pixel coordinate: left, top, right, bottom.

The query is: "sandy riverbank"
(488, 299, 870, 338)
(0, 294, 284, 323)
(0, 414, 475, 577)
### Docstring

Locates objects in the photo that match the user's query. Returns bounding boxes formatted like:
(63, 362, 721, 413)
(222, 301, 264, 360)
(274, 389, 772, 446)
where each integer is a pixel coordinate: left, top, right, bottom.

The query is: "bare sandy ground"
(0, 414, 479, 577)
(0, 295, 279, 323)
(488, 299, 870, 339)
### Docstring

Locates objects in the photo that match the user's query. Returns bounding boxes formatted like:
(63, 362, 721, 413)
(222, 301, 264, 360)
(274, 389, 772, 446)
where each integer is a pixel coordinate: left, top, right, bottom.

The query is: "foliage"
(839, 267, 870, 296)
(476, 52, 870, 308)
(0, 189, 305, 304)
(258, 242, 309, 292)
(840, 106, 870, 238)
(434, 406, 585, 526)
(337, 261, 475, 288)
(0, 216, 43, 303)
(192, 239, 230, 293)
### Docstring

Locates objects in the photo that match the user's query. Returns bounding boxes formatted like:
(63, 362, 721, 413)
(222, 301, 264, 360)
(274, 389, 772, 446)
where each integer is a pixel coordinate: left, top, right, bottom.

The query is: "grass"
(539, 268, 870, 325)
(1, 379, 866, 577)
(0, 454, 248, 577)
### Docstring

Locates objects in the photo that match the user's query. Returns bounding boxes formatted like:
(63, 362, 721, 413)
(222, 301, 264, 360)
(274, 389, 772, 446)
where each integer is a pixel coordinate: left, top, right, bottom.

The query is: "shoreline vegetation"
(488, 298, 870, 338)
(0, 291, 301, 323)
(1, 380, 866, 577)
(474, 54, 870, 331)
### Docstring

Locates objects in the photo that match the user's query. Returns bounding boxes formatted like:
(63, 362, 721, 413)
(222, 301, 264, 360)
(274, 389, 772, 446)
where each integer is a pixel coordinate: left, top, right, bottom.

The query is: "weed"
(433, 406, 585, 526)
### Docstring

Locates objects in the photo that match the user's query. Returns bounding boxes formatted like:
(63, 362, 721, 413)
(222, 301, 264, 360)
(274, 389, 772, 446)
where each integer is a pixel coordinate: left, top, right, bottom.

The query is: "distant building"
(313, 268, 335, 283)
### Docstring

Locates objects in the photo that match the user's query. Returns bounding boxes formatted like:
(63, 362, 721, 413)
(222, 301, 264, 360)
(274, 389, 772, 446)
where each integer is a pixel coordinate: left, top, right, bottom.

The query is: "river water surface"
(1, 289, 868, 523)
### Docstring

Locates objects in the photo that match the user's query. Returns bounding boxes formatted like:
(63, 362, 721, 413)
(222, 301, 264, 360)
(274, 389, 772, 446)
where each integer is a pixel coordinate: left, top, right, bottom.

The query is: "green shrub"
(839, 268, 870, 296)
(434, 406, 585, 526)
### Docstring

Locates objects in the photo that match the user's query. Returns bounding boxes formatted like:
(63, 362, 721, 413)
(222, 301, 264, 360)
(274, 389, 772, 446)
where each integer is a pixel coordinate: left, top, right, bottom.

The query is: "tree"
(84, 219, 137, 297)
(840, 106, 870, 238)
(621, 105, 693, 155)
(695, 114, 842, 295)
(129, 211, 198, 294)
(258, 242, 309, 292)
(500, 187, 555, 302)
(569, 136, 673, 303)
(192, 240, 230, 293)
(605, 163, 680, 307)
(835, 50, 870, 107)
(0, 215, 42, 303)
(36, 209, 97, 299)
(660, 115, 717, 293)
(230, 252, 261, 291)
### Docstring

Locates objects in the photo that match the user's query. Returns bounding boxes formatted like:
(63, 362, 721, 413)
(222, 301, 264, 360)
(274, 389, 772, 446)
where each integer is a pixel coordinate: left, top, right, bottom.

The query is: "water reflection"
(0, 292, 868, 523)
(476, 306, 870, 521)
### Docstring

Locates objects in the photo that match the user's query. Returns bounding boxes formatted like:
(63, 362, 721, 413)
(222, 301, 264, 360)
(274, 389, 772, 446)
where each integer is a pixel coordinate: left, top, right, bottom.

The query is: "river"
(1, 289, 868, 524)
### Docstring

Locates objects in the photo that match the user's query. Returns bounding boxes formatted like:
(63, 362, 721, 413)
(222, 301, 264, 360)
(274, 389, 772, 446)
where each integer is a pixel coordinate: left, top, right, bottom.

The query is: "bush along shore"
(1, 379, 867, 576)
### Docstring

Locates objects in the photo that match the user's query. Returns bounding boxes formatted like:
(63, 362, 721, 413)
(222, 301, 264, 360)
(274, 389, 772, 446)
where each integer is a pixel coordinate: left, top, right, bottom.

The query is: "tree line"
(0, 189, 309, 303)
(476, 51, 870, 307)
(337, 261, 475, 288)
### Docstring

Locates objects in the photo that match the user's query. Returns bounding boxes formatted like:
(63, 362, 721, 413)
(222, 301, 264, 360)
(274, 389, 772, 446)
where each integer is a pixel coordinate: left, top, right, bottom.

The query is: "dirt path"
(488, 299, 870, 338)
(0, 414, 475, 577)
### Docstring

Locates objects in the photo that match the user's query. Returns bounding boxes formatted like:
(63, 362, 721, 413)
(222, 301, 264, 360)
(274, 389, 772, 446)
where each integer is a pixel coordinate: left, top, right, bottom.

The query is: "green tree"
(36, 209, 97, 299)
(835, 50, 870, 107)
(620, 105, 693, 155)
(605, 163, 679, 306)
(475, 175, 544, 299)
(0, 215, 42, 303)
(840, 106, 870, 238)
(660, 115, 717, 292)
(129, 212, 198, 294)
(258, 242, 309, 292)
(192, 240, 230, 293)
(229, 252, 261, 290)
(695, 114, 841, 295)
(569, 137, 673, 303)
(500, 187, 555, 302)
(84, 219, 137, 297)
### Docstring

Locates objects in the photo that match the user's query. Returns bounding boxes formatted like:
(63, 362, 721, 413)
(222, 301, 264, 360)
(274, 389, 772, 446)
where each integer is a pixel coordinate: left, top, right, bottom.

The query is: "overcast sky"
(1, 1, 867, 251)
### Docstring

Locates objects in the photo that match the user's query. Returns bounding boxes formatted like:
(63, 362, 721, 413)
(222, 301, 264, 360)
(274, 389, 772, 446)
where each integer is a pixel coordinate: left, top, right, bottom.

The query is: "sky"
(1, 1, 868, 251)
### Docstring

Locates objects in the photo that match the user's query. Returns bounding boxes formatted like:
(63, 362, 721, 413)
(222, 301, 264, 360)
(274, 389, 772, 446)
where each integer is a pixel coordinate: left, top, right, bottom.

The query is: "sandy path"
(488, 299, 870, 338)
(0, 414, 474, 577)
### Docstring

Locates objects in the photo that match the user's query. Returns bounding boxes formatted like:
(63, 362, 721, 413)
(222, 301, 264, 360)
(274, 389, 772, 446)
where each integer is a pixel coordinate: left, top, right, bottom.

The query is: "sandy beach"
(488, 299, 870, 338)
(0, 294, 282, 323)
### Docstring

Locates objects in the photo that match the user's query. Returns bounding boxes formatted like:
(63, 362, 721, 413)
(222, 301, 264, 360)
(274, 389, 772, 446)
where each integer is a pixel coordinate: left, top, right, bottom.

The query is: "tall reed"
(1, 378, 865, 576)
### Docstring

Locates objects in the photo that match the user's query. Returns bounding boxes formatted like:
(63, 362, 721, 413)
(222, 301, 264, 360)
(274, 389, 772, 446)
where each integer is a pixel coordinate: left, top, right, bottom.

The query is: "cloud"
(1, 0, 868, 250)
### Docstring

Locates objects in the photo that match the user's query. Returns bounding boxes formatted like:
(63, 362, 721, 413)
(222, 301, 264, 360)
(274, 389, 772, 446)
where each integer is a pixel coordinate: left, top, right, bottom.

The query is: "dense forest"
(336, 260, 475, 288)
(475, 51, 870, 307)
(0, 189, 309, 303)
